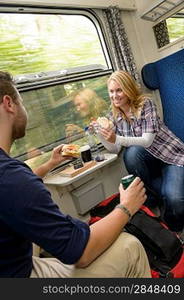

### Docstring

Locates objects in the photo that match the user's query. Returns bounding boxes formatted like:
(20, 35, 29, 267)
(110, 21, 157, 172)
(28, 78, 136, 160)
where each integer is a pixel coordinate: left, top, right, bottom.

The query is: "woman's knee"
(124, 146, 143, 159)
(123, 146, 146, 171)
(163, 190, 184, 216)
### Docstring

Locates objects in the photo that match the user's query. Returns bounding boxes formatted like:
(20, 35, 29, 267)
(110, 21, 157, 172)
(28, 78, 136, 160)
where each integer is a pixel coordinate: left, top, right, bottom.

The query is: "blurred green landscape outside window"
(0, 11, 111, 169)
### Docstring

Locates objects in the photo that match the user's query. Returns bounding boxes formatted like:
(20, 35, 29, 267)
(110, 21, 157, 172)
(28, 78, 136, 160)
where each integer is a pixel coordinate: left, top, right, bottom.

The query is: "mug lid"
(80, 145, 90, 151)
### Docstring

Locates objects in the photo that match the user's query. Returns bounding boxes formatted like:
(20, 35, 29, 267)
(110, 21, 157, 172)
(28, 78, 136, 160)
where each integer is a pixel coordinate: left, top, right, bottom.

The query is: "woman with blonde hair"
(73, 88, 108, 120)
(97, 70, 184, 235)
(66, 88, 108, 137)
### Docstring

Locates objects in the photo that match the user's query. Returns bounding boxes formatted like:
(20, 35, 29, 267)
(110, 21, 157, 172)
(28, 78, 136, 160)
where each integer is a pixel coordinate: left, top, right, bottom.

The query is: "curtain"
(153, 20, 170, 49)
(103, 6, 140, 81)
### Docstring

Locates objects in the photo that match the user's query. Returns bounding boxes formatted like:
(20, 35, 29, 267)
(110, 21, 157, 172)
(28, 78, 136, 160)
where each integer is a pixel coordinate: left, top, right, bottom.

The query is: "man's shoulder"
(0, 150, 31, 175)
(0, 150, 48, 211)
(0, 149, 39, 190)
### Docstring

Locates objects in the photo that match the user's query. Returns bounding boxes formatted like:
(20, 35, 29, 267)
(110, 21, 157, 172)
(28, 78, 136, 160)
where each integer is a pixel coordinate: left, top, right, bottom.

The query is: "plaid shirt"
(109, 99, 184, 167)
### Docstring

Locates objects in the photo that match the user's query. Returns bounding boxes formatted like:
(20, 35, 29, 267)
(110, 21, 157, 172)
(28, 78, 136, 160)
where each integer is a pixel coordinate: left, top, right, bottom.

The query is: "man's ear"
(2, 95, 15, 113)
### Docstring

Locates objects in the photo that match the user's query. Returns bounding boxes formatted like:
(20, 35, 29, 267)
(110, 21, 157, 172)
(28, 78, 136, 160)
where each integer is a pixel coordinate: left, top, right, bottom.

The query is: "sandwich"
(62, 144, 80, 158)
(96, 117, 114, 129)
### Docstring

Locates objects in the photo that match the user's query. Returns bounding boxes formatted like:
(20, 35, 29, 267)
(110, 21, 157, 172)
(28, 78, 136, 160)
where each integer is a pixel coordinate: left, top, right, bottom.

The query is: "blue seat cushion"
(141, 49, 184, 142)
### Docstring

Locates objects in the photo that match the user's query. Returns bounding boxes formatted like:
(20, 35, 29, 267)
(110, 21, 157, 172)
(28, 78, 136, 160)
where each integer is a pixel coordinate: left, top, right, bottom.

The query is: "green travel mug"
(121, 174, 136, 189)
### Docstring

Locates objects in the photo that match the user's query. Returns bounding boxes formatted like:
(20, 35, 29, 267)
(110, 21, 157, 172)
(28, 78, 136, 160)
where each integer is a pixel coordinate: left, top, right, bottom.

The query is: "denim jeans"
(123, 146, 184, 232)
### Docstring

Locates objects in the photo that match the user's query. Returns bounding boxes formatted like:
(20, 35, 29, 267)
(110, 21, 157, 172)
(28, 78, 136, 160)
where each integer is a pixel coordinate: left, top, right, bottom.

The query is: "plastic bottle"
(84, 126, 100, 160)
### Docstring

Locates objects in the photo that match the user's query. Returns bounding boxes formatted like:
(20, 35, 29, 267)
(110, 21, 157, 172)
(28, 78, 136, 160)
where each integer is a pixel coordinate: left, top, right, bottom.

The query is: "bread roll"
(97, 117, 113, 129)
(62, 144, 80, 158)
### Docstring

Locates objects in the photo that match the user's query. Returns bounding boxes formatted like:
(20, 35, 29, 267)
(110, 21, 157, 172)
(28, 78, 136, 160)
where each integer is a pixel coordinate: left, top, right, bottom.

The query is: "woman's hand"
(99, 127, 116, 143)
(65, 124, 83, 137)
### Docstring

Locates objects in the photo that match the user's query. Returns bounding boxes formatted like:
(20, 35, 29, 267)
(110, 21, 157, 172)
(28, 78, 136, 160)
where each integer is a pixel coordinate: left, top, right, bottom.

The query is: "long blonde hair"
(73, 88, 108, 120)
(108, 70, 148, 119)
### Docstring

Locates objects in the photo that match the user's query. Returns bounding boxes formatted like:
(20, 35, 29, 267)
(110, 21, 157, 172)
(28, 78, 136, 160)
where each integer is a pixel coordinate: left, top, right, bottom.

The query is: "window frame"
(0, 4, 114, 92)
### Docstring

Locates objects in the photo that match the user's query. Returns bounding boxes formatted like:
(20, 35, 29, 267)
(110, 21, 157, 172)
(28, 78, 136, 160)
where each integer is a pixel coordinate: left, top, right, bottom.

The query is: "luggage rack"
(141, 0, 184, 22)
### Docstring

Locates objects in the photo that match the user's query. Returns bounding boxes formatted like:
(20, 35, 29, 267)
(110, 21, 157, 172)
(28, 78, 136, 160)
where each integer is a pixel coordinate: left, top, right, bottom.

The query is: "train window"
(0, 6, 113, 168)
(12, 75, 110, 170)
(153, 8, 184, 48)
(0, 11, 111, 76)
(166, 9, 184, 42)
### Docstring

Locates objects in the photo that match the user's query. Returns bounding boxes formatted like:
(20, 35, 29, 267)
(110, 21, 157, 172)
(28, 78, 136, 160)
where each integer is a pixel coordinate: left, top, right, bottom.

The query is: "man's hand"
(119, 177, 147, 216)
(33, 144, 70, 178)
(48, 144, 67, 168)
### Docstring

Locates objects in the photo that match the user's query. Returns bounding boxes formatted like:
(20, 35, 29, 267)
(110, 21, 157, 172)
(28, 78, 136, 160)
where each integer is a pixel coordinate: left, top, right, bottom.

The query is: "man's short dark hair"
(0, 71, 18, 103)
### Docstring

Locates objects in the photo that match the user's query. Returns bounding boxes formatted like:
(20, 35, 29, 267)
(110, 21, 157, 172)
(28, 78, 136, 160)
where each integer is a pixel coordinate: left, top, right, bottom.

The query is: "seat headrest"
(141, 48, 184, 142)
(141, 63, 159, 90)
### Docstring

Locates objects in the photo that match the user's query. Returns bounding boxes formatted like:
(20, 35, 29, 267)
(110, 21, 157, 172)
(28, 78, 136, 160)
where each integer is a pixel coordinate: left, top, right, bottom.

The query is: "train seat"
(141, 48, 184, 142)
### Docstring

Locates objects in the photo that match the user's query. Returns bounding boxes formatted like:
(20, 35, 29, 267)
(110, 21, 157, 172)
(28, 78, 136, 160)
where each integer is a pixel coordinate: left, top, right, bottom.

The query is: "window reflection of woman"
(65, 88, 108, 137)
